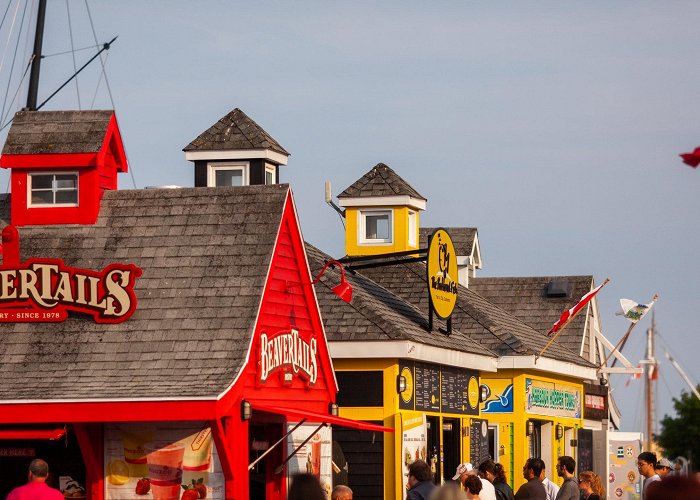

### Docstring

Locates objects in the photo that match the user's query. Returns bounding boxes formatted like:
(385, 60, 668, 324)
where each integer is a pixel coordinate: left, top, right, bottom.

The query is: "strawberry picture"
(135, 478, 150, 495)
(181, 489, 199, 500)
(182, 478, 207, 500)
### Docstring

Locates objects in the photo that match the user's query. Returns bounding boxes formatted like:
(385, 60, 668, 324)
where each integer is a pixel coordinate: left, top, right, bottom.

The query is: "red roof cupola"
(0, 110, 128, 226)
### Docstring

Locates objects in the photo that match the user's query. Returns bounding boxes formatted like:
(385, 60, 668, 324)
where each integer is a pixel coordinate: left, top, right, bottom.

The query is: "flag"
(547, 281, 607, 336)
(625, 365, 642, 387)
(680, 146, 700, 168)
(649, 363, 659, 381)
(617, 298, 654, 323)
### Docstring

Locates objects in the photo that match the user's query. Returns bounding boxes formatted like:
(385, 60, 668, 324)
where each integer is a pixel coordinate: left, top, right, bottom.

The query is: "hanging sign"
(258, 329, 318, 385)
(426, 228, 458, 320)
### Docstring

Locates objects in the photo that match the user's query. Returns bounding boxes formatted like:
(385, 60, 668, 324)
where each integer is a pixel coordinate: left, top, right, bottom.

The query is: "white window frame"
(27, 171, 79, 208)
(359, 209, 393, 245)
(207, 162, 249, 187)
(488, 424, 500, 462)
(408, 210, 417, 247)
(265, 165, 276, 185)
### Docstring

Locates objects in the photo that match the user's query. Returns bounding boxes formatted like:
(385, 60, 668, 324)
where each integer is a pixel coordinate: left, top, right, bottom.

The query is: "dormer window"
(28, 172, 78, 206)
(208, 162, 249, 187)
(359, 209, 393, 244)
(265, 165, 275, 185)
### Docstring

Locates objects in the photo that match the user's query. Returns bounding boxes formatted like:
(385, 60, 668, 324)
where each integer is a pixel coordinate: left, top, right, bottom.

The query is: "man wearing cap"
(454, 463, 497, 500)
(7, 459, 64, 500)
(655, 458, 673, 479)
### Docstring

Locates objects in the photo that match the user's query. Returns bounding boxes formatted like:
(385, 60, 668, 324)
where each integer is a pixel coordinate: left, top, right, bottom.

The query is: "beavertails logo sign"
(0, 225, 141, 323)
(259, 329, 318, 385)
(426, 228, 458, 320)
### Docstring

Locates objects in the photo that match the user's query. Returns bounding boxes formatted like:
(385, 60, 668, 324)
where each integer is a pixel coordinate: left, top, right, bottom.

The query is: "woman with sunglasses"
(577, 471, 605, 500)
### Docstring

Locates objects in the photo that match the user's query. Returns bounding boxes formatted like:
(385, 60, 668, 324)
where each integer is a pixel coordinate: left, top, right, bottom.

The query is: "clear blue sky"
(1, 1, 699, 436)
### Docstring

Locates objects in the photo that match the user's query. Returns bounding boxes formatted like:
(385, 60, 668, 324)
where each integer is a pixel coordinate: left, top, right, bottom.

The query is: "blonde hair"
(579, 471, 605, 498)
(429, 483, 468, 500)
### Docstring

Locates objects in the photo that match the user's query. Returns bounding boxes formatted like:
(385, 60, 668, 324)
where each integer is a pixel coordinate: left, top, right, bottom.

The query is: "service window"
(208, 163, 248, 187)
(359, 209, 392, 244)
(29, 172, 78, 206)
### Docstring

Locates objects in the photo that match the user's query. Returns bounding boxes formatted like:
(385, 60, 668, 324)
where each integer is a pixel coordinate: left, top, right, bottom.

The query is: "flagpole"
(606, 293, 659, 368)
(535, 277, 610, 362)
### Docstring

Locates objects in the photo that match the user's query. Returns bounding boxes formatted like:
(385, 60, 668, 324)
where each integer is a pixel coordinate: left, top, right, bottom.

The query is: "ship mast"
(26, 0, 47, 111)
(644, 312, 658, 450)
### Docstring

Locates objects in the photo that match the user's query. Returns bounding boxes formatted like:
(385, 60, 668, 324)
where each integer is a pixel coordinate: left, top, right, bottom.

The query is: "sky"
(0, 1, 699, 437)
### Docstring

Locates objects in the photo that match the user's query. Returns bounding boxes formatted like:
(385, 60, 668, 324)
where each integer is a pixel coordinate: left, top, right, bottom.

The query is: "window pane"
(55, 175, 77, 189)
(366, 214, 390, 240)
(215, 169, 243, 187)
(32, 191, 53, 204)
(265, 170, 274, 184)
(55, 190, 78, 204)
(31, 175, 53, 189)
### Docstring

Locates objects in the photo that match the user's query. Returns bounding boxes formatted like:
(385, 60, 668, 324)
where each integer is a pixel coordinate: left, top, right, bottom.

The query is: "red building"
(0, 110, 389, 500)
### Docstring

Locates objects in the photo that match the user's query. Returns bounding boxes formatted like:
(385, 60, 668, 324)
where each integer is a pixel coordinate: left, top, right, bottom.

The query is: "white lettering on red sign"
(585, 394, 605, 410)
(259, 329, 317, 385)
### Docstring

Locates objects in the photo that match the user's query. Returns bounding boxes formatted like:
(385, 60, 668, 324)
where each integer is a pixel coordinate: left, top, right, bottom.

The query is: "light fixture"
(556, 424, 564, 440)
(397, 375, 407, 394)
(479, 384, 491, 403)
(526, 420, 534, 436)
(241, 400, 252, 421)
(329, 403, 339, 416)
(287, 260, 352, 304)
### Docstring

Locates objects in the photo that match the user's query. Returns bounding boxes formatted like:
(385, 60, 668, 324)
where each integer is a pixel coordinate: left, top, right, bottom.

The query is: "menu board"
(469, 418, 490, 467)
(441, 366, 479, 415)
(414, 362, 441, 412)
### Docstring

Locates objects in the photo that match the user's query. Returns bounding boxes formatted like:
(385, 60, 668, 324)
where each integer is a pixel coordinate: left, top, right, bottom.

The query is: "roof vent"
(545, 280, 570, 298)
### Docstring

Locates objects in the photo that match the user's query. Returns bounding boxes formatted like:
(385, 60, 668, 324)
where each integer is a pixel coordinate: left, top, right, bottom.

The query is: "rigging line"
(65, 0, 81, 109)
(42, 43, 102, 58)
(89, 49, 107, 108)
(0, 0, 14, 33)
(19, 0, 35, 110)
(0, 0, 28, 124)
(0, 0, 22, 85)
(83, 0, 114, 108)
(0, 56, 32, 126)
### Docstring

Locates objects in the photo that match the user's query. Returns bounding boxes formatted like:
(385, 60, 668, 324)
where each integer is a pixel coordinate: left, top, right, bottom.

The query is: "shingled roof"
(0, 185, 289, 401)
(358, 263, 595, 368)
(183, 108, 289, 156)
(1, 110, 114, 155)
(306, 244, 496, 360)
(420, 227, 477, 256)
(338, 163, 426, 200)
(470, 276, 597, 360)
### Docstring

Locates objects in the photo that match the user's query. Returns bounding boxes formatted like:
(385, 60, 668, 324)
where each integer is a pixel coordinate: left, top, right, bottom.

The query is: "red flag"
(625, 365, 642, 387)
(547, 280, 608, 336)
(680, 146, 700, 168)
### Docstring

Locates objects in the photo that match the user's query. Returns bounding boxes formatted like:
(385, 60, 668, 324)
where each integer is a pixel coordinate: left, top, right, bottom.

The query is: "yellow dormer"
(337, 163, 427, 256)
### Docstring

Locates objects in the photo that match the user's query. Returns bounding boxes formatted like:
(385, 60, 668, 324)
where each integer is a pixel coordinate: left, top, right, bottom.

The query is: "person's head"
(28, 459, 49, 482)
(637, 451, 657, 479)
(655, 458, 673, 478)
(332, 484, 353, 500)
(578, 471, 604, 497)
(556, 456, 576, 478)
(478, 459, 507, 484)
(452, 462, 475, 485)
(523, 458, 544, 480)
(463, 475, 483, 497)
(409, 459, 433, 488)
(538, 460, 548, 481)
(429, 483, 468, 500)
(288, 473, 325, 500)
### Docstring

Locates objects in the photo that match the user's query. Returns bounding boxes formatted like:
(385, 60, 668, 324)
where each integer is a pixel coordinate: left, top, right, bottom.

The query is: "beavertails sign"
(0, 225, 141, 324)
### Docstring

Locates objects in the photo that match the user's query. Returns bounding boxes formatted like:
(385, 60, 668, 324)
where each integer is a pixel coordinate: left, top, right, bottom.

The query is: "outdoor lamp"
(287, 260, 352, 304)
(556, 424, 564, 440)
(241, 400, 252, 421)
(397, 375, 407, 394)
(526, 420, 534, 436)
(479, 384, 491, 403)
(329, 403, 339, 416)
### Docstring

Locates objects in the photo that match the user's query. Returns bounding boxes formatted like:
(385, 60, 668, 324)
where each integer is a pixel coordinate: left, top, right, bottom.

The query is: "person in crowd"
(645, 475, 700, 500)
(454, 462, 496, 500)
(637, 451, 660, 495)
(464, 475, 484, 500)
(514, 458, 546, 500)
(6, 459, 63, 500)
(287, 473, 325, 500)
(539, 461, 559, 500)
(554, 456, 578, 500)
(331, 484, 353, 500)
(577, 471, 604, 500)
(407, 459, 437, 500)
(429, 482, 468, 500)
(654, 457, 673, 479)
(478, 459, 515, 500)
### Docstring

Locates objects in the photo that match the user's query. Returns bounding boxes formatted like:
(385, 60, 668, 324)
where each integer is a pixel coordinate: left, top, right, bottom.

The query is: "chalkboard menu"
(470, 418, 490, 467)
(441, 366, 479, 415)
(414, 362, 441, 412)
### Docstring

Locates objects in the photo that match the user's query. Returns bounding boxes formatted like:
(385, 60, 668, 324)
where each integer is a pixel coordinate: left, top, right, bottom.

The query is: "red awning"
(0, 427, 66, 440)
(251, 403, 394, 433)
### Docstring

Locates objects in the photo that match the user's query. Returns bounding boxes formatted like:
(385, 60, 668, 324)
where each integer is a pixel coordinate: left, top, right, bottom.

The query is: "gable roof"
(0, 185, 289, 402)
(357, 263, 595, 368)
(183, 108, 289, 156)
(470, 276, 596, 359)
(420, 227, 477, 256)
(338, 163, 426, 201)
(306, 244, 496, 362)
(2, 110, 115, 155)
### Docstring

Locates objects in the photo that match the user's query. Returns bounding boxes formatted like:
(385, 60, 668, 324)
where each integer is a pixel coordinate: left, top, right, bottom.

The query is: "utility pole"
(644, 312, 658, 450)
(26, 0, 47, 111)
